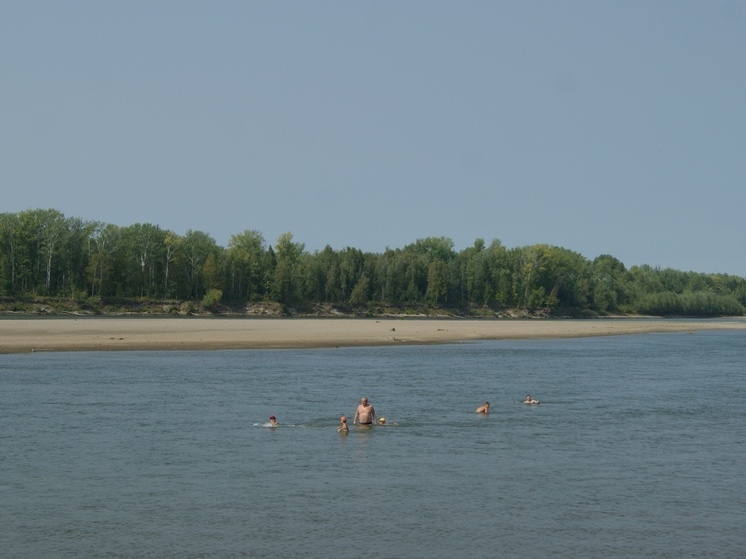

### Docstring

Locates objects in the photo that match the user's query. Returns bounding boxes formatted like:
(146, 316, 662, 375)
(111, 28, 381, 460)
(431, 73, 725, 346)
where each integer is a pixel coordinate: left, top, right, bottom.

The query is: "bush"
(635, 291, 744, 316)
(202, 289, 223, 310)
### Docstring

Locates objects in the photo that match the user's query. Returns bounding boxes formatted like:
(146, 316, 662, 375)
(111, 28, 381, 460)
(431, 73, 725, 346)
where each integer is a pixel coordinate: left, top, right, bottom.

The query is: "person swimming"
(337, 415, 349, 433)
(476, 402, 490, 414)
(524, 394, 540, 405)
(269, 415, 279, 426)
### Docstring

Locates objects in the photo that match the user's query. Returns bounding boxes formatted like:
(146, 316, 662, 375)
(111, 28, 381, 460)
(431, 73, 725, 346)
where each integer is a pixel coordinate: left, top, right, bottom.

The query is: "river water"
(2, 329, 745, 558)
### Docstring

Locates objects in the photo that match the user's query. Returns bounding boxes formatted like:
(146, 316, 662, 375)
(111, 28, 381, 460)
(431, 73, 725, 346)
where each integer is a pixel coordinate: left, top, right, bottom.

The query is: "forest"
(1, 209, 744, 317)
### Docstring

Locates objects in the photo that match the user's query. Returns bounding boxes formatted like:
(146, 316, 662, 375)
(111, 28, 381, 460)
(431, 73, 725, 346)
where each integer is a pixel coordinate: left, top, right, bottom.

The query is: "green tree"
(0, 212, 22, 294)
(86, 223, 123, 297)
(35, 209, 68, 293)
(426, 260, 449, 303)
(338, 247, 364, 303)
(226, 230, 266, 301)
(271, 232, 305, 303)
(202, 252, 222, 292)
(181, 230, 219, 300)
(461, 238, 487, 305)
(591, 255, 627, 312)
(60, 216, 95, 299)
(349, 275, 370, 305)
(122, 223, 166, 297)
(163, 231, 182, 298)
(514, 246, 543, 309)
(202, 288, 223, 310)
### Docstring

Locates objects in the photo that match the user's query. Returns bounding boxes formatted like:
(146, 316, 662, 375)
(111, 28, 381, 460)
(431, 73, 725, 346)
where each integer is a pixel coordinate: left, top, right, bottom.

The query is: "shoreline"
(1, 317, 745, 354)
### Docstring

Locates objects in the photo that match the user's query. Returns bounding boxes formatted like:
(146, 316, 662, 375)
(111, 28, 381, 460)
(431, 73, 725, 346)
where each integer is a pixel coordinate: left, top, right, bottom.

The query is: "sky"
(2, 1, 745, 276)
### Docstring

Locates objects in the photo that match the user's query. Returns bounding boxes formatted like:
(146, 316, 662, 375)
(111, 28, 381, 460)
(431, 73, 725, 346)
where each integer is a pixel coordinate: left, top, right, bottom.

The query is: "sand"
(1, 317, 744, 354)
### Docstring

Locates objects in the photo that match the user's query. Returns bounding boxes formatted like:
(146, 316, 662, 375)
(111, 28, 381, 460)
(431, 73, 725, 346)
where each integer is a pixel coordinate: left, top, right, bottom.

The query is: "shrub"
(202, 289, 223, 310)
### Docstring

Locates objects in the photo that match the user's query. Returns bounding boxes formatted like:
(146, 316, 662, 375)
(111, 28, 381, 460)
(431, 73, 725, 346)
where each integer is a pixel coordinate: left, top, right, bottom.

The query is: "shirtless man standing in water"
(353, 397, 377, 425)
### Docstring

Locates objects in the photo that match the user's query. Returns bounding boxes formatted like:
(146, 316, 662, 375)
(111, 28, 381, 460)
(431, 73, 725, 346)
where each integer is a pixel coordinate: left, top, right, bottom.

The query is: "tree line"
(1, 208, 744, 316)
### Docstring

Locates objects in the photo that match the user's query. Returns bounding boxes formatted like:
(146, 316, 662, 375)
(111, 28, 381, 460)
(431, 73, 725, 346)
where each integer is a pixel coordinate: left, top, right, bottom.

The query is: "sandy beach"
(1, 317, 745, 354)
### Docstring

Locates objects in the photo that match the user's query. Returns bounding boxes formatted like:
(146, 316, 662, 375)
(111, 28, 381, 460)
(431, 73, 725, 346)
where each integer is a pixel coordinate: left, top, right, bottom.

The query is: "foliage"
(201, 289, 223, 310)
(1, 209, 744, 317)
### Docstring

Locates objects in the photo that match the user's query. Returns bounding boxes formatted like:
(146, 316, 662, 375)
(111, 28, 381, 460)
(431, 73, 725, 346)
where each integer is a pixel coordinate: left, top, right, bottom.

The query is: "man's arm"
(353, 407, 359, 424)
(371, 407, 377, 424)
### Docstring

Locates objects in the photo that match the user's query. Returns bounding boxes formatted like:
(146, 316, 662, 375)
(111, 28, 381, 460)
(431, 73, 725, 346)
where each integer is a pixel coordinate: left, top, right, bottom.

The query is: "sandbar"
(1, 317, 744, 354)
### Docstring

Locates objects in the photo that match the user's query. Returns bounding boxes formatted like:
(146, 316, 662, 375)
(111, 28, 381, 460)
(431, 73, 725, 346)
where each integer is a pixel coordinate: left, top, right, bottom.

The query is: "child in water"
(269, 415, 279, 427)
(524, 394, 540, 405)
(337, 416, 349, 433)
(476, 402, 490, 414)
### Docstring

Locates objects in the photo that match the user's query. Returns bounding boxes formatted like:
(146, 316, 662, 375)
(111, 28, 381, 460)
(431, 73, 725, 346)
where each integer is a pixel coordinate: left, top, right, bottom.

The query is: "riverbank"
(1, 317, 745, 354)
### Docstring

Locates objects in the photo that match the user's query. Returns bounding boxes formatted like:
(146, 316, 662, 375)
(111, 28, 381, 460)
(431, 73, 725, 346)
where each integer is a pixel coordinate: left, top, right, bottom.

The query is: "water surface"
(2, 330, 745, 558)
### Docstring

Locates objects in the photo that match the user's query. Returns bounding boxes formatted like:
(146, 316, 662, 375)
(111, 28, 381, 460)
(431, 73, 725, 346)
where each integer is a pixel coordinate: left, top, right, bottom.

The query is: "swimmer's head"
(269, 416, 276, 421)
(379, 417, 386, 424)
(340, 416, 347, 423)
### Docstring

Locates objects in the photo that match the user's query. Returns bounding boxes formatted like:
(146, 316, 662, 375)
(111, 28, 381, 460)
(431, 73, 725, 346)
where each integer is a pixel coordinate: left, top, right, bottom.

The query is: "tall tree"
(86, 223, 123, 297)
(272, 232, 305, 303)
(163, 231, 181, 298)
(591, 254, 627, 312)
(226, 230, 266, 301)
(181, 230, 218, 300)
(122, 223, 166, 297)
(0, 212, 22, 294)
(60, 216, 94, 299)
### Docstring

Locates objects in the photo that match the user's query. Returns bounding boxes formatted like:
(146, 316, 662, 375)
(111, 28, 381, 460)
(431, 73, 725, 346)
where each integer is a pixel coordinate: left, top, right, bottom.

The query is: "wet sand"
(1, 317, 744, 354)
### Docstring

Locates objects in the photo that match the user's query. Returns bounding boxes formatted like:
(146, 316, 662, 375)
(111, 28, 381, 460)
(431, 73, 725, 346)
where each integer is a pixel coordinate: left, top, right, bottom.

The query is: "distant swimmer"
(353, 397, 377, 425)
(524, 394, 540, 405)
(476, 402, 490, 414)
(337, 415, 349, 433)
(269, 415, 279, 426)
(379, 417, 387, 425)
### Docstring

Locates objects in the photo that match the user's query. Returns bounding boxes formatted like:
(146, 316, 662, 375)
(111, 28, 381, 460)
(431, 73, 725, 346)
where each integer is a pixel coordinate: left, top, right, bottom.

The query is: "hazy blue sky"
(2, 1, 744, 275)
